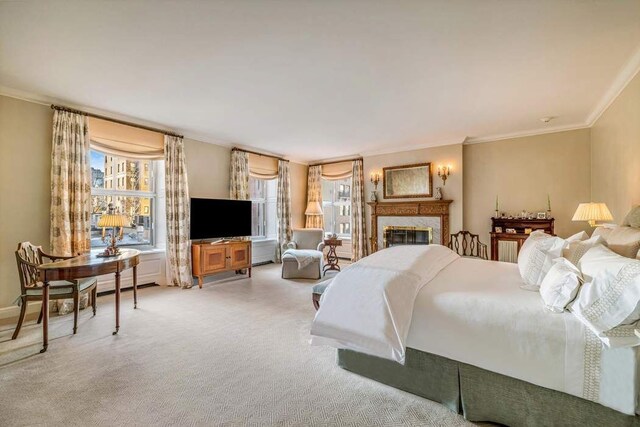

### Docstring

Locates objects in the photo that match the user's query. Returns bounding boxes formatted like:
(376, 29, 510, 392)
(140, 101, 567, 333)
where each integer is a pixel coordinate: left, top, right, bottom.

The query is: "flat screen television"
(190, 198, 252, 240)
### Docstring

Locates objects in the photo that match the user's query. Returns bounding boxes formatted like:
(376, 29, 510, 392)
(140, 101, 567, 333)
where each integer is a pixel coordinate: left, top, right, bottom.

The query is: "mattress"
(406, 257, 640, 415)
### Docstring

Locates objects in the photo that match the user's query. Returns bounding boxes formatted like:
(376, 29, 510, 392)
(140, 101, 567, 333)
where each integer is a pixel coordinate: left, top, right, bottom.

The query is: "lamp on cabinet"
(571, 202, 613, 227)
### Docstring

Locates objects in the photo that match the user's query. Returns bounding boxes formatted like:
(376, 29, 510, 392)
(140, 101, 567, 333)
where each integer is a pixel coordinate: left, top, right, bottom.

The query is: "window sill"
(251, 238, 277, 244)
(90, 246, 165, 255)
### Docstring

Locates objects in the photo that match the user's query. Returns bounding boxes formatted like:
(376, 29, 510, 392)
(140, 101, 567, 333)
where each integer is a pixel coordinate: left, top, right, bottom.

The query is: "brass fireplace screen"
(383, 226, 433, 248)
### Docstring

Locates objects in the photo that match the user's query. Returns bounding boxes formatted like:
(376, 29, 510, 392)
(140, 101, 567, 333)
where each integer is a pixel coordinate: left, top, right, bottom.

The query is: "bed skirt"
(337, 348, 640, 426)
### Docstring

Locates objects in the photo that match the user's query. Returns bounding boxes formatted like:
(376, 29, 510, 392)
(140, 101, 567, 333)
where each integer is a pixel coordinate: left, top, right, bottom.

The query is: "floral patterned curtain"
(50, 110, 91, 256)
(305, 165, 323, 228)
(230, 150, 250, 200)
(165, 135, 192, 288)
(275, 160, 293, 262)
(351, 159, 368, 261)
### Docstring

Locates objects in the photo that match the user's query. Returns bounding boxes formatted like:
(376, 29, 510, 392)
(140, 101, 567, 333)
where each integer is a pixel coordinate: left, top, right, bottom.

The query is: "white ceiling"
(1, 1, 640, 162)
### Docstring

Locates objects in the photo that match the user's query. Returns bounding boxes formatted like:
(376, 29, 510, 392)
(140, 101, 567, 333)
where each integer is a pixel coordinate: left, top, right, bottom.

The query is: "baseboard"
(0, 301, 43, 321)
(97, 282, 158, 297)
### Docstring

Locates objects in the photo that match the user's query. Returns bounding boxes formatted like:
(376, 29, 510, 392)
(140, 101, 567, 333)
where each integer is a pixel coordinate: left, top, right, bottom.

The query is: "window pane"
(90, 151, 106, 189)
(249, 177, 265, 199)
(251, 201, 265, 237)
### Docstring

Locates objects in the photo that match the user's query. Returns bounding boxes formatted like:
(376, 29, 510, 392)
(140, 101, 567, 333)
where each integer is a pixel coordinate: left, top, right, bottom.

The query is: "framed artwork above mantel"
(382, 162, 432, 198)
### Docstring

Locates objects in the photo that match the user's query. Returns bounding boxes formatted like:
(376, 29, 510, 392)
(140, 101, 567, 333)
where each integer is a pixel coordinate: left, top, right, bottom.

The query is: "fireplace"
(368, 200, 452, 252)
(383, 226, 433, 248)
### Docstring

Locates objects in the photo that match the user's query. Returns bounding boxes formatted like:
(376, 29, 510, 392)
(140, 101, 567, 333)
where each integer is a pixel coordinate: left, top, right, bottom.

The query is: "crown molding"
(586, 45, 640, 126)
(0, 86, 313, 164)
(360, 137, 467, 157)
(464, 123, 589, 145)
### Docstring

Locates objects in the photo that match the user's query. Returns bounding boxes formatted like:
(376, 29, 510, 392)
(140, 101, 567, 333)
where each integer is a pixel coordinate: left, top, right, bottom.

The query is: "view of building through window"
(322, 178, 352, 238)
(90, 150, 158, 247)
(249, 176, 277, 239)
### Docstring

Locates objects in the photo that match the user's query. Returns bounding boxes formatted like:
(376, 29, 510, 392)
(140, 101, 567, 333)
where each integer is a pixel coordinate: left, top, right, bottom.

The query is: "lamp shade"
(305, 201, 323, 216)
(97, 213, 130, 228)
(572, 203, 613, 226)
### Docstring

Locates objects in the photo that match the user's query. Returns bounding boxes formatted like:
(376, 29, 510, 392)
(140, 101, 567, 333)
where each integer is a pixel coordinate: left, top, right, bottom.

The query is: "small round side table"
(323, 238, 342, 276)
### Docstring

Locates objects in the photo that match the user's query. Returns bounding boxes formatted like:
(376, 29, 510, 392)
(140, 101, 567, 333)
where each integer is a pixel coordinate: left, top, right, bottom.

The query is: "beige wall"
(464, 129, 592, 244)
(289, 161, 308, 229)
(363, 144, 464, 250)
(591, 71, 640, 222)
(0, 96, 53, 309)
(184, 138, 231, 199)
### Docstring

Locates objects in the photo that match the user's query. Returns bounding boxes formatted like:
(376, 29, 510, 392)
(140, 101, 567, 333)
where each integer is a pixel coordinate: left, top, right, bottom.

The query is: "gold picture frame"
(382, 163, 432, 199)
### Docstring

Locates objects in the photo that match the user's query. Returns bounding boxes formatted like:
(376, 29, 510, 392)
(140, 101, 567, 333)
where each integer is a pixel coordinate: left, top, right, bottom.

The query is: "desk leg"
(40, 281, 49, 353)
(133, 265, 138, 309)
(113, 271, 120, 335)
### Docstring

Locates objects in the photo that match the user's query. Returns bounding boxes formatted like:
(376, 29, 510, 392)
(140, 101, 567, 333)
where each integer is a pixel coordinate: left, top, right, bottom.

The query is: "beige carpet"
(0, 263, 472, 426)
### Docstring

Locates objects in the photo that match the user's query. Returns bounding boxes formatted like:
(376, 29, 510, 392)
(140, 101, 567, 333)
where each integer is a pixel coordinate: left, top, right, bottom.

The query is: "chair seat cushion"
(312, 279, 333, 295)
(282, 251, 323, 261)
(26, 277, 97, 296)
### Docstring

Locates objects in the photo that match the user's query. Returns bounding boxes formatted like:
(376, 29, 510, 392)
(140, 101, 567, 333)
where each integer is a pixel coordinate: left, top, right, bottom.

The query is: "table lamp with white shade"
(97, 203, 131, 257)
(304, 201, 323, 229)
(572, 202, 613, 227)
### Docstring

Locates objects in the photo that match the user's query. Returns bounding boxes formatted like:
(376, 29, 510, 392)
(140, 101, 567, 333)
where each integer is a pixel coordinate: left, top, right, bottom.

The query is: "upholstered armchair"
(281, 228, 325, 279)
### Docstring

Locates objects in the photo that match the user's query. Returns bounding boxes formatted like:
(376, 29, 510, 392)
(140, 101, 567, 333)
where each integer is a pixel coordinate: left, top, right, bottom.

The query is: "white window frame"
(322, 178, 352, 239)
(90, 150, 160, 249)
(249, 176, 277, 241)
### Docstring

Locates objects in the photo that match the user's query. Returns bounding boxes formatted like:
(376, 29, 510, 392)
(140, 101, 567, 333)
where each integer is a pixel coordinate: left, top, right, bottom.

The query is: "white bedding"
(312, 247, 640, 415)
(408, 257, 639, 415)
(310, 245, 459, 363)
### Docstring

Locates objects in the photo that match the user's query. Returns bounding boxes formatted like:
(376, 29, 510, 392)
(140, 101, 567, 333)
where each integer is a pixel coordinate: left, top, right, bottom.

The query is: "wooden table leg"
(40, 280, 49, 353)
(113, 271, 120, 335)
(133, 265, 138, 309)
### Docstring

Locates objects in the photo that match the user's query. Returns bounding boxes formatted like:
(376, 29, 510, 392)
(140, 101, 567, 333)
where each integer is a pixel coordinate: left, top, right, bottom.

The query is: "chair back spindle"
(15, 242, 44, 291)
(448, 231, 488, 260)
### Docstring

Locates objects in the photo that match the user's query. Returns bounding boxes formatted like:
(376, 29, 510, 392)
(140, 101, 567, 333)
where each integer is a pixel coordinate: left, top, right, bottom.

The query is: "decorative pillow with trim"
(517, 230, 568, 291)
(593, 225, 640, 259)
(622, 205, 640, 228)
(571, 245, 640, 347)
(563, 235, 606, 266)
(539, 258, 583, 313)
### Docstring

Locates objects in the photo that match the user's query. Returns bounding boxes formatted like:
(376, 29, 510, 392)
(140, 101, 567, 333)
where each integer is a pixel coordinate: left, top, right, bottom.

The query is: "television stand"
(191, 240, 252, 288)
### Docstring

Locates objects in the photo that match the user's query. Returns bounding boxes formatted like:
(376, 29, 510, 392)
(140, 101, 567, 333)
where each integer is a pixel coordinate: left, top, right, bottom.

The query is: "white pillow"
(539, 258, 582, 313)
(571, 245, 640, 347)
(566, 231, 589, 243)
(563, 235, 605, 266)
(517, 230, 568, 291)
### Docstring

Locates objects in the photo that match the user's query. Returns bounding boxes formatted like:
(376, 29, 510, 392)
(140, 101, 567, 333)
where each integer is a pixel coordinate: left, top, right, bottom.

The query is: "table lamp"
(571, 202, 613, 227)
(97, 203, 130, 257)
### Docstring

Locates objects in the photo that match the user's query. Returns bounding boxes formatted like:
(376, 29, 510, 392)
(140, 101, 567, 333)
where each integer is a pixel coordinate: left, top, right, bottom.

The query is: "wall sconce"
(437, 165, 451, 185)
(370, 171, 381, 190)
(370, 171, 381, 202)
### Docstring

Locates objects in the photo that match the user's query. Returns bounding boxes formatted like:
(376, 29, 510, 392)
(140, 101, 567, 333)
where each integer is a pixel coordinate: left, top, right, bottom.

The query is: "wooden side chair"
(12, 242, 98, 340)
(448, 231, 488, 260)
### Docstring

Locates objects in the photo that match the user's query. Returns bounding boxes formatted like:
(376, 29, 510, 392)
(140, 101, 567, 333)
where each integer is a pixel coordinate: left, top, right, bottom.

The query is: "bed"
(311, 245, 640, 426)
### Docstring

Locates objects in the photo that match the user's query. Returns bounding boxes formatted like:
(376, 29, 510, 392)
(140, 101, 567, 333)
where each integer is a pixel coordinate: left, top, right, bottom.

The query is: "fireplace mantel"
(368, 200, 453, 252)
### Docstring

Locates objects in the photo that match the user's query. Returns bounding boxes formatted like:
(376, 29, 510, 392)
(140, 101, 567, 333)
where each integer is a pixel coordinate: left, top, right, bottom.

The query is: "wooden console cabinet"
(490, 217, 554, 261)
(192, 240, 252, 288)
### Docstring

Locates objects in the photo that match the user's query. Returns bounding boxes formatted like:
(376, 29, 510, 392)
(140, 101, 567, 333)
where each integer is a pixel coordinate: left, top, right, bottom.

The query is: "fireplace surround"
(368, 200, 452, 252)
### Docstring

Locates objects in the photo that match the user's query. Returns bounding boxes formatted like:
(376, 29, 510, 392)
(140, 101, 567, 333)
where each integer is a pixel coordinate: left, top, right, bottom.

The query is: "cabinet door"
(229, 244, 250, 269)
(202, 246, 228, 273)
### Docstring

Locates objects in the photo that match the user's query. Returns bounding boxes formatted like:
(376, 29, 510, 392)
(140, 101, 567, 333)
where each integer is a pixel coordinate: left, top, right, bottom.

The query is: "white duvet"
(310, 245, 459, 363)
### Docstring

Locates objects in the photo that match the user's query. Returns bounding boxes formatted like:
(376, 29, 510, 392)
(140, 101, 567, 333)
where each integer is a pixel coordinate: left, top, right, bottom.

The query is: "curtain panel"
(230, 150, 250, 200)
(351, 159, 368, 261)
(276, 160, 293, 262)
(50, 110, 92, 257)
(305, 165, 323, 228)
(165, 135, 192, 288)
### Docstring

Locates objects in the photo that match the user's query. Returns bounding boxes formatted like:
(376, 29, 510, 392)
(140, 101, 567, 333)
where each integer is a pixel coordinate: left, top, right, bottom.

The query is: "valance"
(322, 161, 353, 180)
(248, 152, 278, 179)
(88, 117, 165, 159)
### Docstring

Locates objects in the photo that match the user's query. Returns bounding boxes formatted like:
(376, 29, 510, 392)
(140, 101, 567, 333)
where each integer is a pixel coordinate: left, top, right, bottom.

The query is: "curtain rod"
(308, 156, 363, 167)
(232, 147, 288, 162)
(51, 104, 184, 139)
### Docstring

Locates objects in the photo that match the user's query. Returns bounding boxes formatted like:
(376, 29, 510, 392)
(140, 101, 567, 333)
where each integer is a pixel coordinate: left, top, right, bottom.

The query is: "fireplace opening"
(383, 226, 433, 248)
